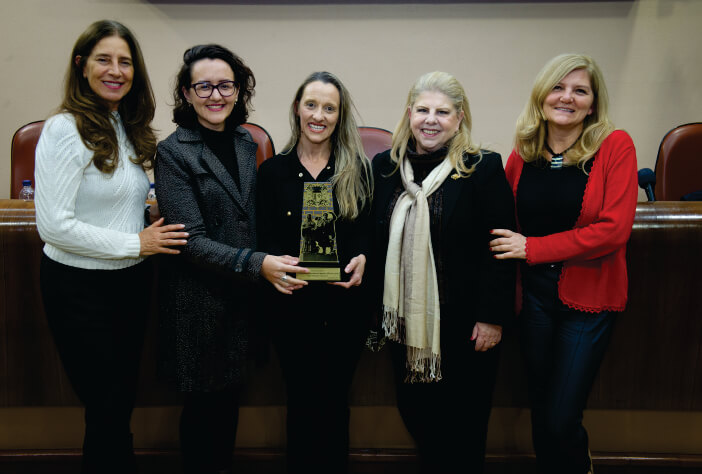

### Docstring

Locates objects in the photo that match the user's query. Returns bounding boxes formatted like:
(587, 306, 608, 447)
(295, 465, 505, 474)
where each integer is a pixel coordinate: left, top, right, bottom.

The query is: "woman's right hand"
(489, 229, 527, 260)
(261, 255, 309, 295)
(138, 218, 188, 256)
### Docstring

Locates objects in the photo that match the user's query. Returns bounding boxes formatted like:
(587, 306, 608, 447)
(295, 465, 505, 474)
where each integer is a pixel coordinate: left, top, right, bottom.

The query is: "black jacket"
(154, 125, 265, 391)
(256, 149, 372, 324)
(370, 149, 516, 330)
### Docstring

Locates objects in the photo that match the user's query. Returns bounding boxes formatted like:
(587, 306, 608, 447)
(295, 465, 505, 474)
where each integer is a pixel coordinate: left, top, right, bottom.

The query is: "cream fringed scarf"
(382, 155, 454, 383)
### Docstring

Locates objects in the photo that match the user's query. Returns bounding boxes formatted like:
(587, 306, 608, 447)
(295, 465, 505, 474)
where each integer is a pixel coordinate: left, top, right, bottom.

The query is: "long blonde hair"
(515, 53, 615, 169)
(283, 71, 372, 220)
(390, 71, 481, 177)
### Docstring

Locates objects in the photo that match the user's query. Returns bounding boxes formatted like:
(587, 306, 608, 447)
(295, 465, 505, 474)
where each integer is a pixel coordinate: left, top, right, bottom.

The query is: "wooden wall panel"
(0, 201, 78, 406)
(1, 200, 701, 410)
(590, 203, 702, 410)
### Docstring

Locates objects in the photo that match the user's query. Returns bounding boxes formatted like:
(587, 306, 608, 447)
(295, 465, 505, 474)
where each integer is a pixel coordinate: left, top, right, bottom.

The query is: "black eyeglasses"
(190, 81, 237, 99)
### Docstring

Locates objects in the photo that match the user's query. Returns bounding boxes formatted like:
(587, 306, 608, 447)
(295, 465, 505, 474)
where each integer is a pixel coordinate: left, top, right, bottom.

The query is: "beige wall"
(1, 0, 701, 199)
(1, 1, 702, 454)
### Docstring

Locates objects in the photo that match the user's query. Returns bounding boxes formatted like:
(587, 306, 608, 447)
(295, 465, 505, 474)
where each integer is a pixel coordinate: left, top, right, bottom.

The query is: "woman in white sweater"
(34, 20, 187, 474)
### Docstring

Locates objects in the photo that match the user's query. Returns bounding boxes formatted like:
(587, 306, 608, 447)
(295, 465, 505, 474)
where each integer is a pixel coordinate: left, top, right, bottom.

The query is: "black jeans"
(520, 264, 614, 474)
(390, 315, 501, 474)
(40, 255, 151, 474)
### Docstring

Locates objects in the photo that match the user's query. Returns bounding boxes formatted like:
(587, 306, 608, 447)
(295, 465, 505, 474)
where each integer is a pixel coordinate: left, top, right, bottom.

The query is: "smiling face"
(542, 68, 594, 133)
(81, 35, 133, 111)
(296, 80, 340, 148)
(183, 58, 238, 131)
(408, 90, 464, 154)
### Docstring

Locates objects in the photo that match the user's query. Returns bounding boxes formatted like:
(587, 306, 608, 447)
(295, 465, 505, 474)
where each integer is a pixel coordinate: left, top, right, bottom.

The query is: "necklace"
(544, 140, 577, 169)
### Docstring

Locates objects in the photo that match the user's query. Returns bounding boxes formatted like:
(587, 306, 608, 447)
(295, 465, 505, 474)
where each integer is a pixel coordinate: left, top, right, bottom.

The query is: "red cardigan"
(505, 130, 638, 313)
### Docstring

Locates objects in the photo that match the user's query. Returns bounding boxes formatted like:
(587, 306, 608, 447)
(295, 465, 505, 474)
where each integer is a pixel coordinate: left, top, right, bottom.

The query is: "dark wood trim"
(2, 448, 702, 466)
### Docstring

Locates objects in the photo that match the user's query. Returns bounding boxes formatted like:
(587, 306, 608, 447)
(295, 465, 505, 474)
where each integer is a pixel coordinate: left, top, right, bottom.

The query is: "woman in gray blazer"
(154, 44, 307, 474)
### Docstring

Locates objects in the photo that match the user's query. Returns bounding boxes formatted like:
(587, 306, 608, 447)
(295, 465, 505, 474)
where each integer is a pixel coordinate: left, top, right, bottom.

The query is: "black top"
(200, 125, 240, 190)
(256, 148, 372, 323)
(517, 158, 592, 237)
(256, 148, 371, 268)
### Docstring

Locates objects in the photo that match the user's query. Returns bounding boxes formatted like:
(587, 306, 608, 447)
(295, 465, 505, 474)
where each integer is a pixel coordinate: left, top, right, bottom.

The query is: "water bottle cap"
(22, 180, 31, 186)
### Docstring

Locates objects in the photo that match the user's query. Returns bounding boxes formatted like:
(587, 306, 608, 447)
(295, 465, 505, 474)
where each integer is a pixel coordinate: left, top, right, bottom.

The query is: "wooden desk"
(2, 200, 701, 410)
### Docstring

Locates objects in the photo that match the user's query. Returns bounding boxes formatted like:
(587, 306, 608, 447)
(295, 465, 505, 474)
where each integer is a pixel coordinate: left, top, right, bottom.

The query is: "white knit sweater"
(35, 112, 148, 270)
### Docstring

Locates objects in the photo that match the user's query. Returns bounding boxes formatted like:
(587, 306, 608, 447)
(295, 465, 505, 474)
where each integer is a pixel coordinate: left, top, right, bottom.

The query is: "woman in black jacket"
(154, 44, 306, 474)
(257, 71, 372, 474)
(371, 71, 516, 473)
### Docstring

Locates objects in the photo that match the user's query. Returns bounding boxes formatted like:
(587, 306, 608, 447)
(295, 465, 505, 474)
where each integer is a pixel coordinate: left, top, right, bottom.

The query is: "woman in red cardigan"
(490, 54, 638, 474)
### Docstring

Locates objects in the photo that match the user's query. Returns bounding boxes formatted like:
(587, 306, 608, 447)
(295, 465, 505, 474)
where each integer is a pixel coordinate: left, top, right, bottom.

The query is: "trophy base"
(297, 264, 341, 281)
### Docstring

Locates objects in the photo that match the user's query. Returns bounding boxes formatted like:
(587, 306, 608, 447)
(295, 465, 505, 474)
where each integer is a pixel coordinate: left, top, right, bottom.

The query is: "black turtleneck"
(200, 125, 240, 189)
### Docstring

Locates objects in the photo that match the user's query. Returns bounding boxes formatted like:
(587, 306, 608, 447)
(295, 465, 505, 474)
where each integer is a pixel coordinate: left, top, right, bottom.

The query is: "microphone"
(638, 168, 656, 202)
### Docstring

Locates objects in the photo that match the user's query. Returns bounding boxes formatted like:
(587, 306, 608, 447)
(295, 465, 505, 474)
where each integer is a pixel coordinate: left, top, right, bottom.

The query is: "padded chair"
(241, 122, 276, 168)
(9, 121, 275, 199)
(358, 126, 392, 160)
(10, 120, 44, 199)
(654, 122, 702, 201)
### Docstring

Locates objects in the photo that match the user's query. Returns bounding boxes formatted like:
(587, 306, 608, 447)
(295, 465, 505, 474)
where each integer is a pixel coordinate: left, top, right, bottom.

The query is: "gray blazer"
(154, 125, 266, 391)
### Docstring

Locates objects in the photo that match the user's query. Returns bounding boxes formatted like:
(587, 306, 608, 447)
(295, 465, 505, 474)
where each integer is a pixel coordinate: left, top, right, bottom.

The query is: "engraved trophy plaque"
(296, 182, 340, 281)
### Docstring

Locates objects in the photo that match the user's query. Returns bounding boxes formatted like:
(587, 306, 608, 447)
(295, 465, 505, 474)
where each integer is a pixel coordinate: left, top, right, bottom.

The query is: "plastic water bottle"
(146, 182, 156, 205)
(18, 180, 34, 201)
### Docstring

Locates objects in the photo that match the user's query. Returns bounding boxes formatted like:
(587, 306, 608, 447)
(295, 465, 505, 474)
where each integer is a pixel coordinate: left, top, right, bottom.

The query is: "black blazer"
(370, 150, 516, 330)
(154, 125, 266, 391)
(256, 149, 372, 323)
(256, 149, 371, 273)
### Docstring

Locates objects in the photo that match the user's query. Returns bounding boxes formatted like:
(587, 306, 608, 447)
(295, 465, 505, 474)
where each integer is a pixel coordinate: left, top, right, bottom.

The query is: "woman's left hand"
(329, 254, 366, 289)
(138, 218, 188, 256)
(489, 229, 527, 260)
(471, 322, 502, 352)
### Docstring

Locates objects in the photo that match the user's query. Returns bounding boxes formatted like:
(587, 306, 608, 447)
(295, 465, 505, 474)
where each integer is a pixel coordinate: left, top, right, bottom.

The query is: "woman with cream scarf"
(371, 71, 516, 473)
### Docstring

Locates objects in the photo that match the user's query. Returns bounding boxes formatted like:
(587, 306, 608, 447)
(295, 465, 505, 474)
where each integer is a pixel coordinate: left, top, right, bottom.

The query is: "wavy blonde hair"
(390, 71, 481, 177)
(515, 53, 615, 170)
(283, 71, 372, 220)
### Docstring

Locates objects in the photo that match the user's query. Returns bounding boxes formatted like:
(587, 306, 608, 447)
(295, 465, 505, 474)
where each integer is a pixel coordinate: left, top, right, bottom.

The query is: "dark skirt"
(156, 255, 256, 393)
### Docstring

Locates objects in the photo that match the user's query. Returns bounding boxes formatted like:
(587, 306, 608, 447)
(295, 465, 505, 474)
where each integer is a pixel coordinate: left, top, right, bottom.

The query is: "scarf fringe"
(405, 349, 442, 383)
(383, 305, 442, 383)
(382, 305, 403, 343)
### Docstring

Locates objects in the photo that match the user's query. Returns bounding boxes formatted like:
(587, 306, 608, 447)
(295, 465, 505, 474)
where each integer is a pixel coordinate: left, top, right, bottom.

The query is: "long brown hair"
(283, 71, 372, 220)
(61, 20, 156, 173)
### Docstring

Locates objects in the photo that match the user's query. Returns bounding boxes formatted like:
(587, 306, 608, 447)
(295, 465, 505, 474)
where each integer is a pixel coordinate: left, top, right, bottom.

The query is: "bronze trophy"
(296, 182, 340, 281)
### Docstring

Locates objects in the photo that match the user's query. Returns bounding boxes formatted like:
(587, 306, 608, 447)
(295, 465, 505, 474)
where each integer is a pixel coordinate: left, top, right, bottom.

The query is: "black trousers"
(40, 255, 151, 474)
(390, 319, 501, 474)
(270, 286, 368, 474)
(179, 387, 241, 474)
